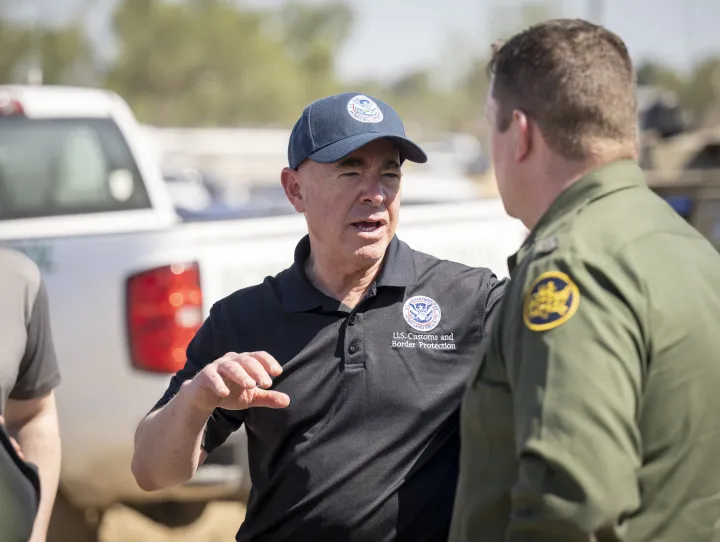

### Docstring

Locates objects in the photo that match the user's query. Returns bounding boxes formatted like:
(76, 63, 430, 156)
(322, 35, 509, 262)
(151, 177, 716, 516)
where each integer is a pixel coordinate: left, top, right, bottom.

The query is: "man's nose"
(360, 175, 386, 207)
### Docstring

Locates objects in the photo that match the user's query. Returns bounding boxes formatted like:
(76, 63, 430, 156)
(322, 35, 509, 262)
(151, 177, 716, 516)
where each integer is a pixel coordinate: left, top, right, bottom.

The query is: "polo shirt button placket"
(345, 312, 363, 365)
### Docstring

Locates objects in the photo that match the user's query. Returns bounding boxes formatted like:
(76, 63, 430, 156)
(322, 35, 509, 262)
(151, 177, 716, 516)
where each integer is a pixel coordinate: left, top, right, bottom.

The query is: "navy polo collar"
(280, 234, 417, 313)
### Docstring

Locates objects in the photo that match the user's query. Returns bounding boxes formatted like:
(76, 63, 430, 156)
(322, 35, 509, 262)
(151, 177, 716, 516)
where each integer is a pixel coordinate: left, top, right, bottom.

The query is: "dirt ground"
(99, 502, 246, 542)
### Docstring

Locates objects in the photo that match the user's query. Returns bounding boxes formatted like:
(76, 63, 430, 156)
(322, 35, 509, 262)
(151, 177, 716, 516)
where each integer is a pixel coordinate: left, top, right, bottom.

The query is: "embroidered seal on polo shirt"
(403, 295, 441, 332)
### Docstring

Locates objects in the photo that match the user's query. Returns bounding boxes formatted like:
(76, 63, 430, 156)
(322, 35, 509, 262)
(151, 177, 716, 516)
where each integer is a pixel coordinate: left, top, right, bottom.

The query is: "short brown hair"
(488, 19, 637, 160)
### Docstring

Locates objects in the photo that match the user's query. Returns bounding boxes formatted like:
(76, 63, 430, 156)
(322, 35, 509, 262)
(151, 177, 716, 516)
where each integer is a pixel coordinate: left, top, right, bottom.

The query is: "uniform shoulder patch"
(523, 271, 580, 331)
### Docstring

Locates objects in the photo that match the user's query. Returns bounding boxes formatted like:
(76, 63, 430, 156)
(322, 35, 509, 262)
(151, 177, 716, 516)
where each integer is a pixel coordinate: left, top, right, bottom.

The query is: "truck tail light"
(0, 96, 24, 116)
(126, 262, 203, 373)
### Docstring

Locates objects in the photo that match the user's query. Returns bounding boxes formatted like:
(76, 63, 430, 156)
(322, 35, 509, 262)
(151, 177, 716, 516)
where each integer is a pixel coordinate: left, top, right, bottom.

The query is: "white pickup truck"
(0, 85, 528, 540)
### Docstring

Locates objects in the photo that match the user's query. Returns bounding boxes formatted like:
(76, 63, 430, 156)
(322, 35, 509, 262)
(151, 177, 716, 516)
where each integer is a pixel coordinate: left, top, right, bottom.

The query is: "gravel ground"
(99, 502, 246, 542)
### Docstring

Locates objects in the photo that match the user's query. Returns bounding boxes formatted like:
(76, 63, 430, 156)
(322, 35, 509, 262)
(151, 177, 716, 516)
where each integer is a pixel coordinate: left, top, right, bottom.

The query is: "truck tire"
(47, 491, 103, 542)
(131, 501, 207, 528)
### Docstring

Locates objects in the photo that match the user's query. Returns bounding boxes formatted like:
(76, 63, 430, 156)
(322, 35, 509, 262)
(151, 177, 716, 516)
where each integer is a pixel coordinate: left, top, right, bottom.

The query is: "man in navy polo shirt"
(131, 93, 507, 542)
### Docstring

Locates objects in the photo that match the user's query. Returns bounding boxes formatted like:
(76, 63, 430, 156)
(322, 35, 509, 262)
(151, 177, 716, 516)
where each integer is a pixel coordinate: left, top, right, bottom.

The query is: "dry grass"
(100, 502, 246, 542)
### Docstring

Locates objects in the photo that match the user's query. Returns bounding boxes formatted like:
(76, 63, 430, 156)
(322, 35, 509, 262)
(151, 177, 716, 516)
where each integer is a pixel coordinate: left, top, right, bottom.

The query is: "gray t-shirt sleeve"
(9, 280, 61, 400)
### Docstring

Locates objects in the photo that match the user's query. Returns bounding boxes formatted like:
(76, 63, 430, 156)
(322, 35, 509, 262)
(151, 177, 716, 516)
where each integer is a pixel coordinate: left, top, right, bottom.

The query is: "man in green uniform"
(450, 18, 720, 542)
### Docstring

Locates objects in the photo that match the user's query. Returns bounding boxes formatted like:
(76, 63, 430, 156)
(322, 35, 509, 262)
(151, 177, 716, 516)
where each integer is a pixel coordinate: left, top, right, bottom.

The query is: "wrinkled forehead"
(311, 138, 402, 169)
(299, 139, 401, 179)
(347, 138, 401, 161)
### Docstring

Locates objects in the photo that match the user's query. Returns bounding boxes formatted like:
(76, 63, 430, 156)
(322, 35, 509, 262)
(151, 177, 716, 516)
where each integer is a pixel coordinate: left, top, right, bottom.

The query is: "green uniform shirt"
(450, 160, 720, 542)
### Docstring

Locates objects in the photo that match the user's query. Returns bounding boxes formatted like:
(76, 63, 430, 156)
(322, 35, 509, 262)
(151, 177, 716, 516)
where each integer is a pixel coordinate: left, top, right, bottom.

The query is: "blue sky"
(8, 0, 720, 83)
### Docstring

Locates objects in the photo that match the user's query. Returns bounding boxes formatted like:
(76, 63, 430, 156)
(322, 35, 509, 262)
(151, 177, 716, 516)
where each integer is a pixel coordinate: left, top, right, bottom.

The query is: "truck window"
(0, 117, 151, 220)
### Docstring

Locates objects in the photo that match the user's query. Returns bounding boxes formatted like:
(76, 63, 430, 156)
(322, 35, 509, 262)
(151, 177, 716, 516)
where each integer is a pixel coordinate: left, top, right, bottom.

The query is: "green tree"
(0, 18, 91, 84)
(0, 22, 32, 82)
(365, 1, 565, 140)
(682, 58, 720, 127)
(636, 60, 685, 93)
(635, 58, 720, 128)
(105, 0, 354, 127)
(277, 1, 353, 102)
(450, 57, 493, 137)
(38, 25, 93, 84)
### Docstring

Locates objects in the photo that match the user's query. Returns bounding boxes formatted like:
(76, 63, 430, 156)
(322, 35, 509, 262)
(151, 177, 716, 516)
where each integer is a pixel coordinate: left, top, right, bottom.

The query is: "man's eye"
(384, 173, 401, 179)
(342, 171, 359, 177)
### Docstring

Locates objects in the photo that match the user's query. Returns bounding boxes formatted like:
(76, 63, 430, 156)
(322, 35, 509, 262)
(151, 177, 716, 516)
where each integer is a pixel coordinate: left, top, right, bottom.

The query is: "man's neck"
(305, 251, 383, 309)
(521, 163, 585, 230)
(522, 152, 630, 231)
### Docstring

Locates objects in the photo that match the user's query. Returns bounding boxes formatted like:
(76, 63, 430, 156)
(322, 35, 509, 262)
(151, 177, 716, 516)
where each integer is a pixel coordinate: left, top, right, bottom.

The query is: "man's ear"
(512, 109, 532, 162)
(281, 167, 305, 213)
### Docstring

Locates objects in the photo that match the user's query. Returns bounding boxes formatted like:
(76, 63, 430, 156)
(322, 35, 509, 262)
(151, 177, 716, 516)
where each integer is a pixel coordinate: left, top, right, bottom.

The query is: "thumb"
(248, 389, 291, 410)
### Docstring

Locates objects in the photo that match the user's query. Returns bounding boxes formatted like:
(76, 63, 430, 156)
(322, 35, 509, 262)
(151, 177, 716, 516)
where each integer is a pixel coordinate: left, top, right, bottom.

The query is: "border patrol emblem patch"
(403, 295, 441, 331)
(523, 271, 579, 331)
(347, 95, 384, 123)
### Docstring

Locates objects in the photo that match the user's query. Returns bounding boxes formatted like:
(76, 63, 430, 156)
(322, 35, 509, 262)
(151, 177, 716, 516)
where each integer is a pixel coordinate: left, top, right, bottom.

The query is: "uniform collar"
(281, 234, 417, 313)
(507, 159, 645, 274)
(531, 159, 645, 240)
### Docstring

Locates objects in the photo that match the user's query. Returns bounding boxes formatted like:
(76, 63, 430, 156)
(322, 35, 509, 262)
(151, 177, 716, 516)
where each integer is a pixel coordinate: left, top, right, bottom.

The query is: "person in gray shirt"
(0, 247, 62, 542)
(0, 414, 41, 542)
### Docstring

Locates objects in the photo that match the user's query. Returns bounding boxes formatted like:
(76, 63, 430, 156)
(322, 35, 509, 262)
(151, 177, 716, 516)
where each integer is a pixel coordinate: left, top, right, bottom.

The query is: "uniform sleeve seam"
(538, 244, 648, 423)
(477, 272, 492, 340)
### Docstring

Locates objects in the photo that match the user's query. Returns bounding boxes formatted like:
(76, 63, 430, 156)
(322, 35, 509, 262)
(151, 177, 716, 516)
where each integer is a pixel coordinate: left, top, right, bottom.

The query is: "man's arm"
(4, 393, 60, 542)
(132, 381, 214, 491)
(132, 305, 288, 492)
(132, 352, 287, 491)
(131, 306, 240, 491)
(506, 254, 646, 541)
(7, 279, 61, 542)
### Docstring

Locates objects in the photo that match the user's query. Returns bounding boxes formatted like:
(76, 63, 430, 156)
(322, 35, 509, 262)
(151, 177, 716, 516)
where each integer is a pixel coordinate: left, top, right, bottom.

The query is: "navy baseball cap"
(288, 92, 427, 169)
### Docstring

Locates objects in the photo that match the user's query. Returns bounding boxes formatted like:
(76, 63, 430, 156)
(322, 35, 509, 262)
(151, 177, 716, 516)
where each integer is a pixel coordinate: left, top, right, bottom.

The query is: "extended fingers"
(210, 352, 289, 410)
(248, 351, 283, 377)
(237, 354, 274, 388)
(216, 357, 257, 389)
(224, 352, 281, 388)
(205, 369, 231, 397)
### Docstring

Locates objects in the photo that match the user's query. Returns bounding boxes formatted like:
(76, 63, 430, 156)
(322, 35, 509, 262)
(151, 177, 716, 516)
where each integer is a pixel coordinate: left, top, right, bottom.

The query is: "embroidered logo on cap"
(347, 95, 383, 123)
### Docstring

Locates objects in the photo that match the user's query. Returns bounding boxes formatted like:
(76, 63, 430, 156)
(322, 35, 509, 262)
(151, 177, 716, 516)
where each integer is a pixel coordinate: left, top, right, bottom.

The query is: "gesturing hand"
(187, 351, 290, 412)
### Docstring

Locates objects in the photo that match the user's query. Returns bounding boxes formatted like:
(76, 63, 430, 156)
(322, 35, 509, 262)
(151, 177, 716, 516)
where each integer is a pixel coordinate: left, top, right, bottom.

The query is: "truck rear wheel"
(47, 491, 103, 542)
